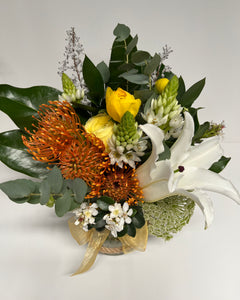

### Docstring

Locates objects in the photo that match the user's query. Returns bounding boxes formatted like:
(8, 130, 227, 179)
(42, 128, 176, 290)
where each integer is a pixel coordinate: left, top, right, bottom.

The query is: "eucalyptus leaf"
(144, 53, 161, 76)
(97, 61, 110, 83)
(72, 178, 88, 204)
(0, 179, 37, 202)
(0, 130, 49, 178)
(47, 166, 63, 194)
(126, 35, 138, 55)
(131, 51, 151, 66)
(113, 23, 130, 42)
(119, 72, 149, 85)
(55, 189, 72, 217)
(39, 179, 50, 205)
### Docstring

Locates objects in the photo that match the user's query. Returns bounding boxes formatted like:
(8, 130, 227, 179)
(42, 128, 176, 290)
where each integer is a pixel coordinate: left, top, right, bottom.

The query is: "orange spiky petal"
(59, 133, 110, 187)
(95, 164, 144, 206)
(22, 100, 83, 163)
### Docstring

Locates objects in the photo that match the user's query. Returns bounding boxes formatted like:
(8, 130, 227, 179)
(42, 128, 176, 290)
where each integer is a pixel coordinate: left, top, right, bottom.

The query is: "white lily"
(136, 112, 240, 229)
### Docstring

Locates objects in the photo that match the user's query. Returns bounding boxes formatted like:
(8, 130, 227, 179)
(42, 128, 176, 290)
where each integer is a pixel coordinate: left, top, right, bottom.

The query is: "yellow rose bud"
(155, 78, 169, 94)
(106, 87, 141, 123)
(84, 113, 114, 152)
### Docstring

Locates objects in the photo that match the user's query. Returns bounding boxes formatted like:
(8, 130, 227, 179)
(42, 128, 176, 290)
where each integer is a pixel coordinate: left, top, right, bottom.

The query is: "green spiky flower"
(108, 111, 147, 168)
(142, 195, 195, 240)
(114, 111, 140, 147)
(60, 73, 84, 103)
(143, 75, 184, 139)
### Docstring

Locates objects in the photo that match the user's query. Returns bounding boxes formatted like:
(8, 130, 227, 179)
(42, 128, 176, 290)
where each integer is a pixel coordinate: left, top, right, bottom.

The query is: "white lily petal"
(177, 167, 240, 204)
(175, 189, 214, 229)
(142, 180, 170, 202)
(170, 112, 194, 169)
(182, 136, 223, 169)
(136, 124, 164, 185)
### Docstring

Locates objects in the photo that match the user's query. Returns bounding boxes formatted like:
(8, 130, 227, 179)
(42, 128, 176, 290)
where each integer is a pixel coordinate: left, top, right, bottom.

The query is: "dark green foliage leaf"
(192, 121, 210, 144)
(131, 51, 151, 66)
(119, 72, 149, 85)
(188, 107, 203, 132)
(144, 53, 161, 76)
(158, 141, 171, 161)
(97, 196, 115, 211)
(0, 85, 61, 130)
(118, 63, 135, 73)
(0, 179, 38, 203)
(117, 224, 128, 237)
(82, 55, 104, 104)
(72, 178, 88, 203)
(209, 156, 231, 173)
(126, 35, 138, 55)
(97, 61, 110, 83)
(55, 189, 72, 217)
(47, 166, 63, 194)
(179, 78, 206, 108)
(132, 212, 145, 228)
(108, 35, 138, 91)
(69, 198, 81, 211)
(177, 76, 186, 101)
(0, 130, 49, 178)
(134, 89, 155, 103)
(127, 222, 136, 237)
(39, 179, 50, 205)
(113, 23, 130, 42)
(94, 218, 106, 231)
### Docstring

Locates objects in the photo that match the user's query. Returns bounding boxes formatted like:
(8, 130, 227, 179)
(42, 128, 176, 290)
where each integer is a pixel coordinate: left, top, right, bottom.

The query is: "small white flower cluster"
(143, 97, 184, 140)
(103, 202, 133, 237)
(108, 131, 148, 168)
(59, 89, 85, 103)
(73, 203, 98, 231)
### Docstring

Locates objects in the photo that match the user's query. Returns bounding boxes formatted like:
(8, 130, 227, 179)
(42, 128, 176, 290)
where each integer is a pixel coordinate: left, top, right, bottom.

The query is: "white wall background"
(0, 1, 240, 300)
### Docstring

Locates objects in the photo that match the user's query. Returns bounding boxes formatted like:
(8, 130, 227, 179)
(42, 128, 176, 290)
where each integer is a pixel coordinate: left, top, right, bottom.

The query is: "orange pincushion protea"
(59, 133, 109, 187)
(22, 100, 82, 163)
(97, 164, 144, 206)
(22, 100, 110, 189)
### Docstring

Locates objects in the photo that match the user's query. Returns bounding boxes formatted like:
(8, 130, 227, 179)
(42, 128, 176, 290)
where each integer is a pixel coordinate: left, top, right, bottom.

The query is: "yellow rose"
(84, 113, 114, 152)
(155, 78, 169, 94)
(106, 87, 141, 122)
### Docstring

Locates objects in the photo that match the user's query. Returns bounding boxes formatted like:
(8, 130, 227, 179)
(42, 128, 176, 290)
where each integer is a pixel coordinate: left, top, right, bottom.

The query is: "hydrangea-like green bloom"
(142, 195, 195, 240)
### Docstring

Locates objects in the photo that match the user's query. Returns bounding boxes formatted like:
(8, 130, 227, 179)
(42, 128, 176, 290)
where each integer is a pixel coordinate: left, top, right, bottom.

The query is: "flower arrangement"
(0, 24, 239, 275)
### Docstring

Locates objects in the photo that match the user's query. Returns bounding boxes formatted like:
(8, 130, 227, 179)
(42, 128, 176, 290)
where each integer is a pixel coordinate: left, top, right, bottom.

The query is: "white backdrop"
(0, 1, 240, 299)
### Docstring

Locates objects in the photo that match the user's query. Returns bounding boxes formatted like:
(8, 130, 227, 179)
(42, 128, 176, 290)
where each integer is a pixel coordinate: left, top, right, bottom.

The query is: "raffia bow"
(68, 217, 148, 275)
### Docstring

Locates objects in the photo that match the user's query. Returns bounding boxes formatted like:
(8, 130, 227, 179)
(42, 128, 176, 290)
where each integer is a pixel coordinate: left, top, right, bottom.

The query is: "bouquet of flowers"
(0, 24, 239, 275)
